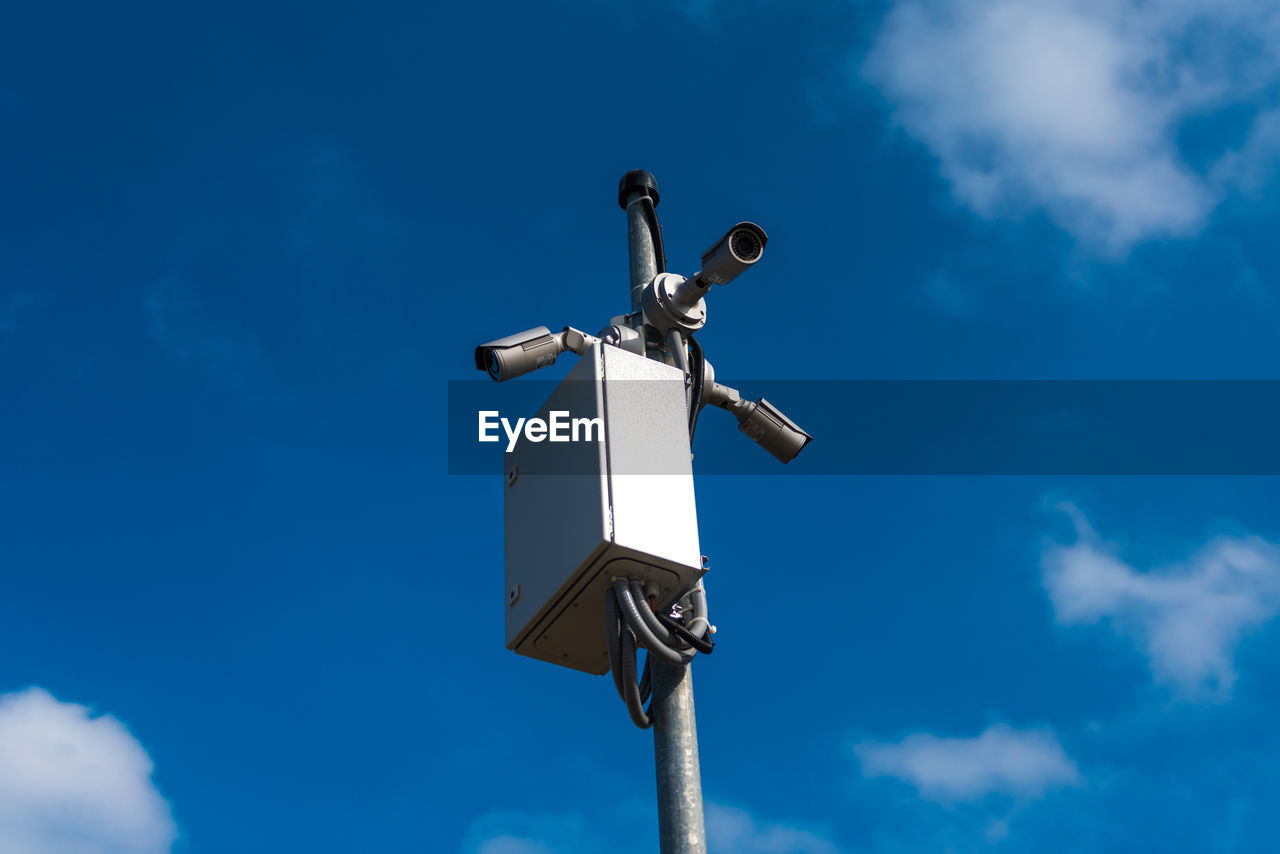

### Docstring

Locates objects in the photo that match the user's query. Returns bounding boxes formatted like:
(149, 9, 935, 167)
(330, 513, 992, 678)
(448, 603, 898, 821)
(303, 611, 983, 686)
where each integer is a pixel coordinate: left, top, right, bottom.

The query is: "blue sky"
(3, 0, 1280, 851)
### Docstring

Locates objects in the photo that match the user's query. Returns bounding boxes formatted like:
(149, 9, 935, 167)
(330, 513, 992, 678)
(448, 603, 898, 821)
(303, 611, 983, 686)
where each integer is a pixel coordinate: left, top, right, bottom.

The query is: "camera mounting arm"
(699, 360, 812, 464)
(471, 182, 809, 463)
(640, 222, 768, 337)
(474, 325, 601, 383)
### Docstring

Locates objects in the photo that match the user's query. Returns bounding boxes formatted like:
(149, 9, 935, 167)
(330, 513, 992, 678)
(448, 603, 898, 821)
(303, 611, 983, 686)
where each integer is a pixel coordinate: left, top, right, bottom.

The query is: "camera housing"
(700, 365, 812, 464)
(647, 222, 769, 329)
(733, 398, 812, 464)
(696, 222, 767, 287)
(474, 326, 561, 382)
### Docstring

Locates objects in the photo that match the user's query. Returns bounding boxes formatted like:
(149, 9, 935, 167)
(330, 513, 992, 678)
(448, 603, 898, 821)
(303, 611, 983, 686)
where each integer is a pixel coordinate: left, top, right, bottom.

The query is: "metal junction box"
(504, 343, 703, 674)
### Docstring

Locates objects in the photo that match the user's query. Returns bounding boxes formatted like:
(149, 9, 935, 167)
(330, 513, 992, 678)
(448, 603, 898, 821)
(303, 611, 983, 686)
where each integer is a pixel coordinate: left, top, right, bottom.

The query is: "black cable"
(687, 334, 706, 439)
(656, 610, 715, 655)
(629, 580, 685, 649)
(605, 586, 626, 700)
(614, 579, 694, 666)
(640, 195, 666, 274)
(605, 578, 714, 728)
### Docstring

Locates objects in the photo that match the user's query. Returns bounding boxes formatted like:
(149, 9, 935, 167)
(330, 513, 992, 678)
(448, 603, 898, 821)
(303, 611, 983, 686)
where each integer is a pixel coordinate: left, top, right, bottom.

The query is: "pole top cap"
(618, 169, 660, 209)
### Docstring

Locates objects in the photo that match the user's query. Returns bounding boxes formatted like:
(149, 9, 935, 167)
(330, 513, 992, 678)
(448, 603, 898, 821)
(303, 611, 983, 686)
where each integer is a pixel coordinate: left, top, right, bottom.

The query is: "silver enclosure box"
(504, 343, 703, 674)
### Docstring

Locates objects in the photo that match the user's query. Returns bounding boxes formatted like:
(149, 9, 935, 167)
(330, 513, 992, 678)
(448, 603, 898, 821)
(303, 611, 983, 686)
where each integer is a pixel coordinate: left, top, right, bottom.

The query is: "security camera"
(731, 398, 811, 464)
(474, 327, 561, 382)
(663, 222, 769, 315)
(696, 222, 767, 287)
(641, 222, 770, 334)
(474, 326, 600, 382)
(699, 366, 811, 463)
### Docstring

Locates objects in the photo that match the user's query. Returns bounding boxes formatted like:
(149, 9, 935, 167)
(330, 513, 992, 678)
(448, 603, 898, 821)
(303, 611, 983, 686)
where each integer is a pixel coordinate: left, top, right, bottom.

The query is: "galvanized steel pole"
(620, 170, 708, 854)
(651, 656, 706, 853)
(623, 180, 658, 314)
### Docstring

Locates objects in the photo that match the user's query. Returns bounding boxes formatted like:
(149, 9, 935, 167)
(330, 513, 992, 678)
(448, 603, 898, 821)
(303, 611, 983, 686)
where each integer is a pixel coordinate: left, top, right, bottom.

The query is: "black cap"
(618, 169, 660, 209)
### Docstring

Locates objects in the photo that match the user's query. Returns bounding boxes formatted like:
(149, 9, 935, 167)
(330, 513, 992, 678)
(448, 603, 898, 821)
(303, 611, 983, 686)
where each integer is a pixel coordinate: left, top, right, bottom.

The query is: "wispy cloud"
(475, 836, 556, 854)
(864, 0, 1280, 252)
(705, 803, 841, 854)
(460, 809, 602, 854)
(0, 687, 176, 854)
(1042, 502, 1280, 700)
(143, 140, 424, 390)
(462, 802, 841, 854)
(855, 723, 1081, 803)
(145, 275, 265, 386)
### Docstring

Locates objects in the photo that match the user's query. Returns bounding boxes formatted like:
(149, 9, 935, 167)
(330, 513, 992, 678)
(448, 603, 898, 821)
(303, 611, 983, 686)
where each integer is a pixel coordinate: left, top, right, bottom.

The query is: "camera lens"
(486, 349, 503, 381)
(730, 229, 762, 262)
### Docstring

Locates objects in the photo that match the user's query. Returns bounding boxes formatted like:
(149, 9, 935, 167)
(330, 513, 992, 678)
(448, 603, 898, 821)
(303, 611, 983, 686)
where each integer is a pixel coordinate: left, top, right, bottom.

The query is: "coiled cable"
(605, 576, 716, 728)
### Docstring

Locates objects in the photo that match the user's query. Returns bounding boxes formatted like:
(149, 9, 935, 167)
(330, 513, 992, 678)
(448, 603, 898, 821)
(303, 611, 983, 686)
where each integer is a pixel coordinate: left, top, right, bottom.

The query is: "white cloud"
(1212, 107, 1280, 194)
(462, 803, 841, 854)
(705, 803, 841, 854)
(0, 687, 176, 854)
(864, 0, 1280, 251)
(475, 838, 554, 854)
(855, 724, 1080, 802)
(1042, 503, 1280, 699)
(461, 811, 596, 854)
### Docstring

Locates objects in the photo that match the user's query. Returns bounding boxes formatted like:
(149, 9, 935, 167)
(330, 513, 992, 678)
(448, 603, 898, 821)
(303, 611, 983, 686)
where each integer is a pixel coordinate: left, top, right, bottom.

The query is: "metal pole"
(652, 658, 706, 853)
(619, 170, 707, 854)
(623, 189, 656, 313)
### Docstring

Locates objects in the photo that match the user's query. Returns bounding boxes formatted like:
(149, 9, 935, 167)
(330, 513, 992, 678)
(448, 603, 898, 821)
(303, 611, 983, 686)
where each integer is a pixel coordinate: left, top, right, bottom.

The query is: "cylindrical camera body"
(474, 327, 561, 382)
(698, 222, 768, 286)
(735, 398, 812, 463)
